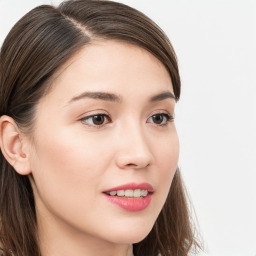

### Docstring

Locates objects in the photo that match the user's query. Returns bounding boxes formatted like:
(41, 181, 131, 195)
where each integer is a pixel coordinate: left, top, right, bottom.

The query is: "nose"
(115, 123, 153, 170)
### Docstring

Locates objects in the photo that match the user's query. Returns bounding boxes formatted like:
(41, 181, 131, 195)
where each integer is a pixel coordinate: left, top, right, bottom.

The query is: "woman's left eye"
(80, 114, 110, 127)
(147, 113, 173, 126)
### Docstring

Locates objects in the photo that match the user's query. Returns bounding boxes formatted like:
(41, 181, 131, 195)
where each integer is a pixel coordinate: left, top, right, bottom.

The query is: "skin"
(1, 40, 179, 256)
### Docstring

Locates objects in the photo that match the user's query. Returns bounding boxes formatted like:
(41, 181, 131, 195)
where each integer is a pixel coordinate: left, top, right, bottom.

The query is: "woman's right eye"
(80, 114, 110, 127)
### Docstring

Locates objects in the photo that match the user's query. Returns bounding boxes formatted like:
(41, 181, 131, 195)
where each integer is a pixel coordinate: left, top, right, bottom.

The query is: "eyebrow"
(149, 91, 175, 102)
(69, 91, 122, 103)
(68, 90, 175, 104)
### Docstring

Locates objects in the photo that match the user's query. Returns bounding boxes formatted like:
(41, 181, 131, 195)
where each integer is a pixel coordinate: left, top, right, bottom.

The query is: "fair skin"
(0, 41, 179, 256)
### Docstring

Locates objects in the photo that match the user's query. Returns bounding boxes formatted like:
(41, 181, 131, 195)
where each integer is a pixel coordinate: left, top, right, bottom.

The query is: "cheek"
(152, 130, 179, 200)
(28, 128, 115, 234)
(29, 128, 107, 206)
(32, 126, 108, 174)
(155, 129, 179, 173)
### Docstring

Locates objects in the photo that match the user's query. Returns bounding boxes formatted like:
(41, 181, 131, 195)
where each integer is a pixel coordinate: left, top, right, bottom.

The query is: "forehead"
(41, 40, 174, 105)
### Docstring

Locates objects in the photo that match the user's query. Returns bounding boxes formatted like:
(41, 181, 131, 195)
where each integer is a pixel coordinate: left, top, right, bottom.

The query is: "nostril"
(126, 162, 150, 168)
(127, 163, 136, 167)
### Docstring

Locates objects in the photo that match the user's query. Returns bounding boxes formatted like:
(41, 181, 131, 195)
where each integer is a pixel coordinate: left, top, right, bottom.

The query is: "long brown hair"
(0, 1, 200, 255)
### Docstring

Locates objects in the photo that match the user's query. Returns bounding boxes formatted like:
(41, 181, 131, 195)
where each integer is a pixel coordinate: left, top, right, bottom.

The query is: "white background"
(0, 0, 255, 255)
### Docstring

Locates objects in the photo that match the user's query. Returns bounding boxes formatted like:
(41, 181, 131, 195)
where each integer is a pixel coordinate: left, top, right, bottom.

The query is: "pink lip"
(103, 183, 153, 212)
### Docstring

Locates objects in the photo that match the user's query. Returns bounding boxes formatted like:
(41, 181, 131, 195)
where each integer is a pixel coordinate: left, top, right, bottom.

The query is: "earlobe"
(0, 115, 31, 175)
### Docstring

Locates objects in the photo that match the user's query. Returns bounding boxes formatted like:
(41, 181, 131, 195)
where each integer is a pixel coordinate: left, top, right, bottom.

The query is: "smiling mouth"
(103, 183, 153, 211)
(104, 189, 150, 198)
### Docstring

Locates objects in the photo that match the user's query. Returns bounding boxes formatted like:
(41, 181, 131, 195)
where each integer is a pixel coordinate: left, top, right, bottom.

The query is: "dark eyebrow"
(69, 91, 122, 103)
(150, 91, 175, 102)
(67, 90, 175, 106)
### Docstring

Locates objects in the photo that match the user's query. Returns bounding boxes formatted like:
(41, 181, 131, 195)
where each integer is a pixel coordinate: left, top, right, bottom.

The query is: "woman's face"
(28, 40, 179, 248)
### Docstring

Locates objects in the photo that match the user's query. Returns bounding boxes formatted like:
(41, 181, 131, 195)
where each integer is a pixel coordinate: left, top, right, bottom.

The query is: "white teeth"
(107, 189, 149, 198)
(117, 190, 125, 196)
(109, 191, 117, 196)
(141, 190, 148, 197)
(125, 189, 133, 197)
(133, 189, 141, 198)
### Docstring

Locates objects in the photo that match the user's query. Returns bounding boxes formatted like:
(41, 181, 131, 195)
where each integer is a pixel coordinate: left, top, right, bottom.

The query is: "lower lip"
(103, 194, 152, 212)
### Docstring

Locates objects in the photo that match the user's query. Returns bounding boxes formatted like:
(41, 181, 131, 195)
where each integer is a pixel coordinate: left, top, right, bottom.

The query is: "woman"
(0, 0, 200, 255)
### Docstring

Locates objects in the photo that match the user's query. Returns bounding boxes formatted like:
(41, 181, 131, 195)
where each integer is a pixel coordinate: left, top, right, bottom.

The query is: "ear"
(0, 115, 31, 175)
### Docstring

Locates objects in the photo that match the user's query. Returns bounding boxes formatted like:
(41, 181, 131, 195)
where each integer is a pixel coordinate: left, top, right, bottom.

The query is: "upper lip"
(103, 182, 154, 193)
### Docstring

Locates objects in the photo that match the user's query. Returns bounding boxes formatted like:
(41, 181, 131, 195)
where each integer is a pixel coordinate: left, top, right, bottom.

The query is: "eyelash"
(80, 113, 174, 128)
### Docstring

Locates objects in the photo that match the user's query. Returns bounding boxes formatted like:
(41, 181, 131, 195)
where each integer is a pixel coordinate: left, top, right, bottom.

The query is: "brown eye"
(152, 114, 164, 124)
(92, 115, 105, 125)
(81, 114, 109, 126)
(147, 113, 173, 126)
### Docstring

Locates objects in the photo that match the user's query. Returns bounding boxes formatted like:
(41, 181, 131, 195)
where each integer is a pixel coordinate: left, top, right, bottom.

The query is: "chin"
(104, 221, 154, 244)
